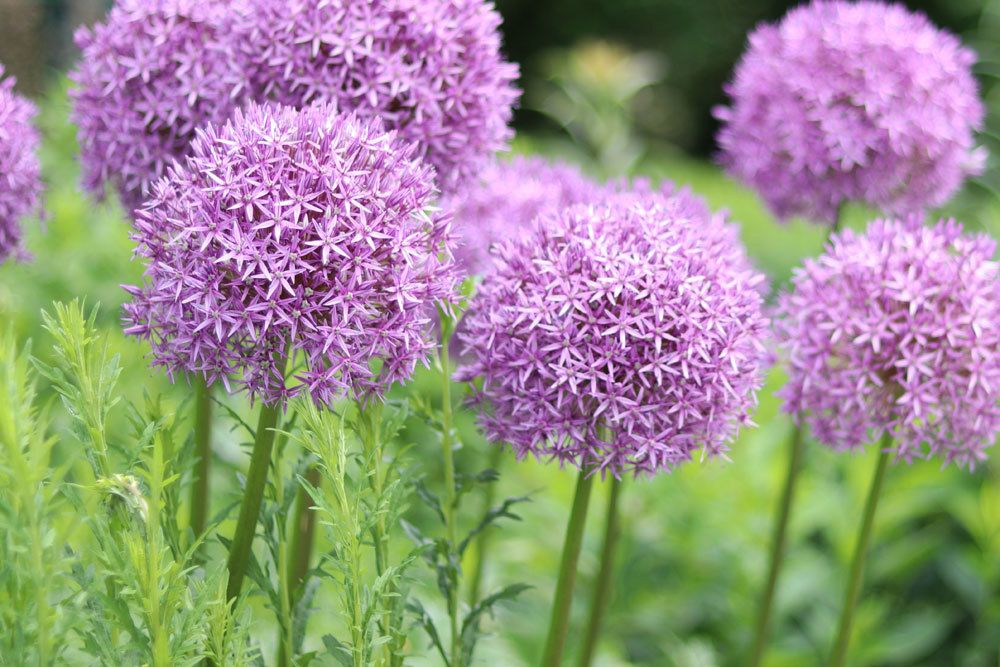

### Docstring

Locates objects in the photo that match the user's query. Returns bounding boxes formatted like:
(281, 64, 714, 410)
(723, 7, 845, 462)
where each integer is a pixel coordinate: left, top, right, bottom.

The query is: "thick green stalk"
(277, 464, 320, 664)
(749, 425, 805, 667)
(439, 336, 461, 667)
(576, 475, 622, 667)
(744, 205, 844, 663)
(225, 400, 282, 602)
(541, 466, 596, 667)
(467, 444, 504, 606)
(275, 444, 295, 667)
(288, 465, 321, 592)
(190, 378, 213, 537)
(829, 441, 892, 667)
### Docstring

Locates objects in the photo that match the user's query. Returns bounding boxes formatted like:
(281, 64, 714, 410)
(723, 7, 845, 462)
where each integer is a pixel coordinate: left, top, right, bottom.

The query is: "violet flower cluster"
(442, 156, 597, 276)
(233, 0, 520, 192)
(457, 186, 768, 476)
(123, 102, 457, 406)
(0, 65, 42, 264)
(715, 0, 985, 224)
(776, 217, 1000, 468)
(70, 0, 247, 211)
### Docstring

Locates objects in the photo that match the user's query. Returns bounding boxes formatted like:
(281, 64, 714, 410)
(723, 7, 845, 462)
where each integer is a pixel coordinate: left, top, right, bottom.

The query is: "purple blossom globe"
(715, 0, 985, 224)
(233, 0, 520, 192)
(776, 217, 1000, 469)
(456, 186, 768, 476)
(70, 0, 247, 212)
(442, 156, 597, 276)
(123, 102, 457, 406)
(0, 66, 42, 263)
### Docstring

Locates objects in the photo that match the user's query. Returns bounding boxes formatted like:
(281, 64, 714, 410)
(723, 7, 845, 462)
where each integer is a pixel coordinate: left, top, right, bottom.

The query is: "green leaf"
(209, 394, 257, 440)
(320, 635, 355, 667)
(458, 495, 530, 555)
(414, 480, 446, 524)
(406, 599, 450, 667)
(454, 468, 500, 503)
(460, 583, 532, 664)
(292, 577, 321, 655)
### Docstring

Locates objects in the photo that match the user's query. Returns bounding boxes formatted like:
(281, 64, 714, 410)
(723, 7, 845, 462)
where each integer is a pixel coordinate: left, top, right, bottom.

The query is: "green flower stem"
(541, 465, 596, 667)
(274, 434, 294, 667)
(749, 425, 805, 667)
(576, 474, 622, 667)
(438, 329, 462, 667)
(745, 205, 846, 663)
(467, 444, 504, 607)
(277, 463, 321, 667)
(831, 204, 845, 234)
(190, 377, 213, 537)
(829, 440, 892, 667)
(225, 399, 282, 602)
(287, 464, 321, 592)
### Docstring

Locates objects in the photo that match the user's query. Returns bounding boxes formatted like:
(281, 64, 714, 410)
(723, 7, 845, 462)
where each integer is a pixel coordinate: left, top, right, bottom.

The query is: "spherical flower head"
(456, 186, 768, 476)
(776, 216, 1000, 468)
(123, 102, 457, 406)
(0, 65, 42, 264)
(715, 0, 985, 224)
(234, 0, 520, 192)
(442, 156, 597, 276)
(70, 0, 248, 212)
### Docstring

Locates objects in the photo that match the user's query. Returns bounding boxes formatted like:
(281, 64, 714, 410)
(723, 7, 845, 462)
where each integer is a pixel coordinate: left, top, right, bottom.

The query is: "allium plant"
(458, 185, 767, 475)
(715, 0, 985, 224)
(233, 0, 520, 192)
(776, 216, 1000, 469)
(442, 156, 597, 276)
(457, 184, 767, 666)
(0, 65, 42, 263)
(435, 155, 598, 652)
(70, 0, 247, 212)
(123, 102, 456, 407)
(775, 216, 1000, 666)
(123, 101, 456, 603)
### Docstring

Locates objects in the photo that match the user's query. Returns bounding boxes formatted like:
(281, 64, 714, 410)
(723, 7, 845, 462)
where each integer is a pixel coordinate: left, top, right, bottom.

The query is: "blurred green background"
(0, 1, 999, 666)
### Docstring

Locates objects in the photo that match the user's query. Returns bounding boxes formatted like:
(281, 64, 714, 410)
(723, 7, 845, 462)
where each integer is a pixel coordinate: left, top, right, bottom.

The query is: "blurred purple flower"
(70, 0, 247, 212)
(776, 216, 1000, 468)
(456, 185, 768, 476)
(0, 65, 42, 263)
(123, 102, 457, 406)
(715, 0, 985, 224)
(442, 156, 597, 276)
(233, 0, 520, 192)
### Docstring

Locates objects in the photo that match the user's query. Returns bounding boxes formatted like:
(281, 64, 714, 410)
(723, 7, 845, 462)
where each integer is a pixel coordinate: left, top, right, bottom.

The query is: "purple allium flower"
(0, 65, 42, 263)
(442, 156, 597, 276)
(123, 102, 457, 406)
(456, 185, 768, 476)
(233, 0, 520, 192)
(70, 0, 247, 212)
(776, 216, 1000, 468)
(715, 0, 985, 224)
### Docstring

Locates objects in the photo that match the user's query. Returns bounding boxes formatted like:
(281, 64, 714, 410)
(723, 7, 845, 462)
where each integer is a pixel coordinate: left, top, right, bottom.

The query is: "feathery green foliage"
(290, 398, 420, 667)
(0, 329, 75, 666)
(2, 302, 260, 665)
